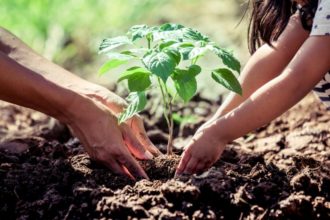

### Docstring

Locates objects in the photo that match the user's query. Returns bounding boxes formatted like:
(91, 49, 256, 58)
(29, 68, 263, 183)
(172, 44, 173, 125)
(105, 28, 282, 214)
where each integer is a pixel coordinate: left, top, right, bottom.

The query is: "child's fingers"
(176, 150, 191, 175)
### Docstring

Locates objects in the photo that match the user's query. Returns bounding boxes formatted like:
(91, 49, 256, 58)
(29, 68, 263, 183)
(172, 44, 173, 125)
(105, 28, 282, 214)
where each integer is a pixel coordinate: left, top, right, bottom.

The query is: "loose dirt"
(1, 94, 330, 219)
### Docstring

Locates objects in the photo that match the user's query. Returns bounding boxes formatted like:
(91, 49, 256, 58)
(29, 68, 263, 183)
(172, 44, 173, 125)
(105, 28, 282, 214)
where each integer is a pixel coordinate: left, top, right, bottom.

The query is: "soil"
(1, 94, 330, 219)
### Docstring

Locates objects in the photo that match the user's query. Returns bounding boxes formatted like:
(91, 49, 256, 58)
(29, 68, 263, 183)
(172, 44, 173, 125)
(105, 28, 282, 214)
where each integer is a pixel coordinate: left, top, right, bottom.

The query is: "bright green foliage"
(171, 65, 201, 102)
(98, 23, 242, 123)
(172, 113, 199, 125)
(212, 68, 242, 95)
(118, 92, 147, 123)
(142, 51, 177, 82)
(98, 59, 128, 75)
(99, 36, 132, 53)
(118, 67, 151, 92)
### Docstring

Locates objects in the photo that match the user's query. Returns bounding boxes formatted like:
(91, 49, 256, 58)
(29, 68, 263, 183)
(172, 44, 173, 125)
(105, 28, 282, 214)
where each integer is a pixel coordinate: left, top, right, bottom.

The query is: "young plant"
(98, 23, 242, 155)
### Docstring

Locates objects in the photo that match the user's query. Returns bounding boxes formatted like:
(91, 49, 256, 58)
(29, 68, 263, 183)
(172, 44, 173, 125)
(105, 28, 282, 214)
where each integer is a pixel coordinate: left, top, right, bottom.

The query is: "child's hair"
(248, 0, 318, 54)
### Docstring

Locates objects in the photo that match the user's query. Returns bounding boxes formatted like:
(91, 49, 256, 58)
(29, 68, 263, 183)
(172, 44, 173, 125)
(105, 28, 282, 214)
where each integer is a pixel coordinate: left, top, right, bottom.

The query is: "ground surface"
(1, 94, 330, 220)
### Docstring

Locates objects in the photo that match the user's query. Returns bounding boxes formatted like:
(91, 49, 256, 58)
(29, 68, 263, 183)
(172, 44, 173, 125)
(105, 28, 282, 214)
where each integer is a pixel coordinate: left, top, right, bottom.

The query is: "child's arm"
(212, 14, 309, 119)
(177, 36, 330, 175)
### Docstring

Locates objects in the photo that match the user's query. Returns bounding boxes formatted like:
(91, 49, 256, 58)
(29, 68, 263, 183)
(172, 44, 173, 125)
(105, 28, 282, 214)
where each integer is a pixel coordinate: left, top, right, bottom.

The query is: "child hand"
(176, 123, 227, 175)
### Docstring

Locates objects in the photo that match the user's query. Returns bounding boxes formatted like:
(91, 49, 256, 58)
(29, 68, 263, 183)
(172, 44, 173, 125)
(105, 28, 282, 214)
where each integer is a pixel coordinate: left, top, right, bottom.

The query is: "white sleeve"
(311, 0, 330, 36)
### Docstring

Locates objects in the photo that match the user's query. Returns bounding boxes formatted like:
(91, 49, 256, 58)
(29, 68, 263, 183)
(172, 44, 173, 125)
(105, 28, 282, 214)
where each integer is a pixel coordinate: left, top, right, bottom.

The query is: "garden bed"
(1, 94, 330, 219)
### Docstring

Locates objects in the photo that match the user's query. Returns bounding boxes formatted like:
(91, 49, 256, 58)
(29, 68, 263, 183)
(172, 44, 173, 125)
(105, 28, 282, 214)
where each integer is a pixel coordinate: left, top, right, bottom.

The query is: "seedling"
(98, 23, 242, 155)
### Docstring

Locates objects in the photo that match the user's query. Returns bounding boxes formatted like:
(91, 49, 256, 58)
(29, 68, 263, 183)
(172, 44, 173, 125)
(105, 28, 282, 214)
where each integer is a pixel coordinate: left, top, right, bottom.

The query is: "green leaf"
(173, 113, 199, 124)
(98, 59, 128, 75)
(189, 65, 202, 76)
(159, 41, 177, 51)
(159, 23, 185, 31)
(211, 46, 241, 73)
(171, 42, 195, 49)
(188, 46, 209, 60)
(172, 42, 195, 60)
(118, 92, 147, 123)
(118, 67, 151, 92)
(164, 48, 181, 65)
(122, 48, 149, 57)
(152, 23, 185, 42)
(142, 51, 177, 82)
(153, 30, 183, 42)
(105, 52, 135, 61)
(128, 25, 151, 42)
(173, 75, 197, 102)
(211, 68, 242, 95)
(182, 28, 209, 42)
(171, 65, 201, 102)
(99, 36, 132, 53)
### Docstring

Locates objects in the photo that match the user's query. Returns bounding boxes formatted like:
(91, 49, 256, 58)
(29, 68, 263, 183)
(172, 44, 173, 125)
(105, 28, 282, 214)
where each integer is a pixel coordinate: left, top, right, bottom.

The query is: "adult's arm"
(0, 27, 160, 179)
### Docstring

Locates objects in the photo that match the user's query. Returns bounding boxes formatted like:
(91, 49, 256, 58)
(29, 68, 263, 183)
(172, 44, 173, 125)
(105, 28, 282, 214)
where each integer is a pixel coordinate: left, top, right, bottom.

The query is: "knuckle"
(94, 151, 109, 163)
(183, 149, 191, 157)
(131, 115, 142, 124)
(113, 149, 124, 159)
(205, 159, 213, 165)
(116, 153, 128, 164)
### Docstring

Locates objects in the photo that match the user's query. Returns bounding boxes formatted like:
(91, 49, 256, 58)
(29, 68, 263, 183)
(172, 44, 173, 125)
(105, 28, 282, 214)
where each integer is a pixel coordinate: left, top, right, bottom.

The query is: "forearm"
(214, 44, 293, 118)
(213, 37, 330, 143)
(0, 27, 127, 113)
(212, 14, 309, 118)
(0, 27, 87, 87)
(0, 51, 79, 123)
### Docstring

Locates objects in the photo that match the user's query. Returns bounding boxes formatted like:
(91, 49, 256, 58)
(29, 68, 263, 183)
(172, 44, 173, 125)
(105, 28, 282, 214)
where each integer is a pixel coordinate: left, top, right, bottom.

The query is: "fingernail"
(144, 151, 153, 160)
(141, 171, 149, 180)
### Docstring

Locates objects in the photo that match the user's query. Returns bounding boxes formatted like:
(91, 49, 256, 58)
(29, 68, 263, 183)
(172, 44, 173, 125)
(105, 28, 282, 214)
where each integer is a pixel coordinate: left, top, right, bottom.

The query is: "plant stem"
(157, 78, 170, 124)
(166, 91, 174, 155)
(157, 77, 174, 155)
(149, 38, 173, 154)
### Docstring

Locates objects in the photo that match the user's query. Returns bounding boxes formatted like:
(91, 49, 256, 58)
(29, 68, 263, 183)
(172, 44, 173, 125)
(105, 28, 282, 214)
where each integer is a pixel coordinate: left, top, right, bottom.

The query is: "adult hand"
(72, 81, 161, 156)
(66, 81, 160, 179)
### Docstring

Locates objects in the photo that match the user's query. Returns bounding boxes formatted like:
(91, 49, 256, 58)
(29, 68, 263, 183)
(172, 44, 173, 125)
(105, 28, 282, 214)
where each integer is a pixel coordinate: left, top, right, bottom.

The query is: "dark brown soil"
(1, 94, 330, 219)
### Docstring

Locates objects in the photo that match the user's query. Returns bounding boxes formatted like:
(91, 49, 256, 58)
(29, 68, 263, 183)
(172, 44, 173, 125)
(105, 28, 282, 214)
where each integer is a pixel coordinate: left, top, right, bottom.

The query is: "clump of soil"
(1, 94, 330, 219)
(140, 154, 180, 180)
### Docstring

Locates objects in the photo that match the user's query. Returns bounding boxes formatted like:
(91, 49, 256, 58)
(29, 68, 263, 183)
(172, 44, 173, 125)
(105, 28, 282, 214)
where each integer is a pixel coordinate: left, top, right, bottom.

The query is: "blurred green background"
(1, 0, 250, 99)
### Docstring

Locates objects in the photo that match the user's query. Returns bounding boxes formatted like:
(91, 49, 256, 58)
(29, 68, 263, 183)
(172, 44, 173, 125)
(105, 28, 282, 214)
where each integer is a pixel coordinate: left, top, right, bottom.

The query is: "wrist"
(209, 118, 232, 145)
(44, 86, 83, 125)
(198, 121, 230, 152)
(59, 90, 108, 127)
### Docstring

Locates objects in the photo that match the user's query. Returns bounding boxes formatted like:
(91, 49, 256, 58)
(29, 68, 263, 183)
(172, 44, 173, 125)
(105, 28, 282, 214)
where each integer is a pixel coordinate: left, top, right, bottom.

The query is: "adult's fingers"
(120, 123, 153, 160)
(129, 116, 161, 156)
(102, 157, 134, 179)
(176, 150, 192, 175)
(183, 157, 199, 174)
(195, 162, 207, 174)
(117, 153, 149, 180)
